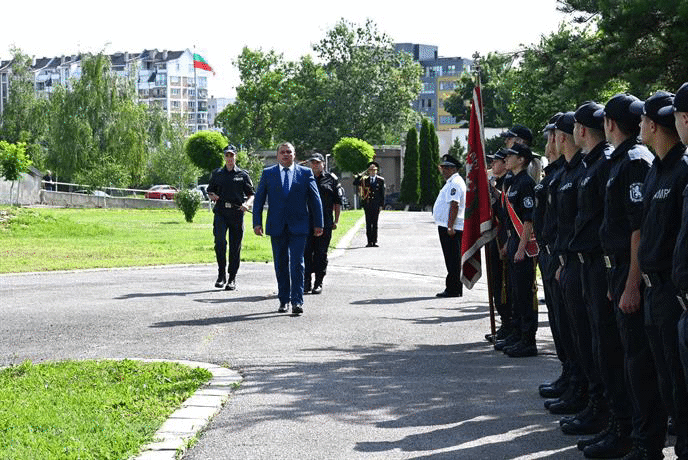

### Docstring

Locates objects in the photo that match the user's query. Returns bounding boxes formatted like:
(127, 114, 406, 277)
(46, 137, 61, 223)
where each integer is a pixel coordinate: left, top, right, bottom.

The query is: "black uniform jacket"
(354, 174, 385, 209)
(569, 142, 613, 254)
(311, 172, 343, 229)
(534, 156, 565, 251)
(638, 143, 688, 274)
(673, 182, 688, 291)
(207, 165, 255, 213)
(505, 169, 536, 238)
(599, 139, 653, 256)
(553, 151, 585, 257)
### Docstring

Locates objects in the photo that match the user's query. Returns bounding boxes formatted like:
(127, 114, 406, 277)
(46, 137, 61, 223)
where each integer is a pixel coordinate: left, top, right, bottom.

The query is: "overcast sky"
(2, 0, 572, 98)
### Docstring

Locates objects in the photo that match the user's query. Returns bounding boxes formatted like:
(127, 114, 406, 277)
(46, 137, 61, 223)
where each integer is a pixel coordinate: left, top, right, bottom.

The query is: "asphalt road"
(1, 211, 678, 459)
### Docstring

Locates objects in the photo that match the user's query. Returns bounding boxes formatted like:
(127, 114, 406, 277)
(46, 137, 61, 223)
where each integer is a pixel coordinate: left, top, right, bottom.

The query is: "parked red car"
(145, 185, 178, 200)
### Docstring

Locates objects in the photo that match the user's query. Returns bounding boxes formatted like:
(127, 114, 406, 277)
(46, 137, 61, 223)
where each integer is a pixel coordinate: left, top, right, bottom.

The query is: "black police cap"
(595, 93, 641, 127)
(658, 82, 688, 116)
(501, 124, 533, 144)
(505, 143, 534, 161)
(223, 144, 238, 155)
(544, 112, 563, 132)
(629, 91, 675, 128)
(308, 152, 325, 162)
(367, 161, 380, 169)
(554, 112, 576, 135)
(439, 154, 460, 168)
(574, 101, 605, 131)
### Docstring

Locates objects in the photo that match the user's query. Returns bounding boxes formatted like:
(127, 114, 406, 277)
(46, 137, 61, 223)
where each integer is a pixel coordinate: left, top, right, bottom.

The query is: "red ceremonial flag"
(193, 53, 215, 75)
(461, 85, 496, 289)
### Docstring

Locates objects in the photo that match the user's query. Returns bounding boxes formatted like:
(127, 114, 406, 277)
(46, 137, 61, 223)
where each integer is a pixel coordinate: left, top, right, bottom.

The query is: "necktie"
(282, 168, 290, 194)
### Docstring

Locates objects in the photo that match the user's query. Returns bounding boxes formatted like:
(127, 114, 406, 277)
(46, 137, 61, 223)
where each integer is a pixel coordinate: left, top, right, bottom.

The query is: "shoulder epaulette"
(628, 145, 653, 164)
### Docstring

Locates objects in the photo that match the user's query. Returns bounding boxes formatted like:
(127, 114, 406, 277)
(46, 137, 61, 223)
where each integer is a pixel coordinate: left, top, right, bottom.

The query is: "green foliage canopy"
(184, 130, 228, 173)
(332, 137, 375, 174)
(0, 140, 32, 182)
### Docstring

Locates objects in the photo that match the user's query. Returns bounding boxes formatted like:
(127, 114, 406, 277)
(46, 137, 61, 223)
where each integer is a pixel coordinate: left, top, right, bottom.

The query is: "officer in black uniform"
(499, 143, 538, 358)
(304, 152, 343, 294)
(632, 91, 688, 460)
(561, 102, 622, 442)
(485, 148, 512, 343)
(501, 124, 534, 148)
(207, 145, 255, 290)
(354, 161, 385, 247)
(668, 83, 688, 393)
(549, 111, 599, 417)
(576, 93, 663, 459)
(535, 113, 573, 399)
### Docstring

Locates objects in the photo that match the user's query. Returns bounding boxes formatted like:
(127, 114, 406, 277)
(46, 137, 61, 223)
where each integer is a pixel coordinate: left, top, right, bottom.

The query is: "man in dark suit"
(253, 142, 324, 315)
(353, 161, 385, 247)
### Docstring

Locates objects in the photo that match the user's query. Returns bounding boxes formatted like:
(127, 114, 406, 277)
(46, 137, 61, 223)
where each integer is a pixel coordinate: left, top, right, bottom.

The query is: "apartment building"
(0, 48, 211, 132)
(394, 43, 472, 131)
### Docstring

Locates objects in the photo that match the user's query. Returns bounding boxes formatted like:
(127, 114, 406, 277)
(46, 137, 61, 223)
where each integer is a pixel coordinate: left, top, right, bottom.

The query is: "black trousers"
(506, 237, 537, 339)
(438, 226, 463, 296)
(488, 240, 510, 326)
(540, 250, 568, 364)
(608, 261, 665, 452)
(580, 254, 630, 420)
(560, 257, 604, 400)
(213, 210, 244, 281)
(363, 205, 380, 244)
(643, 273, 688, 458)
(680, 309, 688, 394)
(304, 227, 333, 285)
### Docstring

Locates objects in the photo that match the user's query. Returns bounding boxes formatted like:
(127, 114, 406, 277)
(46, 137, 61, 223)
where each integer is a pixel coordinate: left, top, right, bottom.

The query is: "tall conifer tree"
(400, 127, 419, 204)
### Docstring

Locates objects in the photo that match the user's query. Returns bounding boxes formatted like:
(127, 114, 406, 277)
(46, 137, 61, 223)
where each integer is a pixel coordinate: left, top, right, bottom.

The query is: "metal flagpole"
(194, 45, 198, 132)
(472, 52, 497, 341)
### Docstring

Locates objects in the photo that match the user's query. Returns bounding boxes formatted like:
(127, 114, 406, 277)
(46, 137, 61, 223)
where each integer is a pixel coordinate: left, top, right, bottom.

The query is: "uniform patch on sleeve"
(450, 188, 456, 196)
(523, 196, 534, 208)
(629, 183, 643, 203)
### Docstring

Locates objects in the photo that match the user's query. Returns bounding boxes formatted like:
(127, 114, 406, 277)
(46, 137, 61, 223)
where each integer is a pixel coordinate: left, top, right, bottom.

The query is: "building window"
(421, 82, 435, 94)
(171, 88, 180, 96)
(440, 116, 457, 124)
(156, 73, 167, 87)
(428, 99, 432, 108)
(439, 81, 458, 91)
(169, 76, 180, 86)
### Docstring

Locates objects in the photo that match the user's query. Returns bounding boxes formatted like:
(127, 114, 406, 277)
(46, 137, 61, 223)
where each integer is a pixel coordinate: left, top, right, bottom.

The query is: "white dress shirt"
(432, 172, 466, 231)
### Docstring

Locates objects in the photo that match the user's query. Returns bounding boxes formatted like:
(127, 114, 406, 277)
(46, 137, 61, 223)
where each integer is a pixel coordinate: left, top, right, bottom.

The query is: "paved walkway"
(0, 211, 678, 459)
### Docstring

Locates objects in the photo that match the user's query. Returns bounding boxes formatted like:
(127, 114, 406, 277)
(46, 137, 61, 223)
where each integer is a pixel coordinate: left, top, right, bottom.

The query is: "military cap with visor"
(223, 144, 238, 154)
(594, 93, 642, 127)
(554, 111, 576, 134)
(439, 154, 461, 168)
(658, 82, 688, 115)
(629, 90, 676, 128)
(308, 152, 325, 162)
(505, 143, 535, 161)
(501, 124, 533, 144)
(574, 101, 605, 131)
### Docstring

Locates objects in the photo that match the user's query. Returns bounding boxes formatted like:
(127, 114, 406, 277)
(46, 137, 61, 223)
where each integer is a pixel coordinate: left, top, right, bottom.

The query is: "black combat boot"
(561, 396, 609, 435)
(505, 334, 537, 357)
(540, 364, 570, 399)
(494, 330, 519, 351)
(215, 268, 226, 288)
(583, 415, 633, 459)
(549, 382, 588, 415)
(311, 276, 323, 294)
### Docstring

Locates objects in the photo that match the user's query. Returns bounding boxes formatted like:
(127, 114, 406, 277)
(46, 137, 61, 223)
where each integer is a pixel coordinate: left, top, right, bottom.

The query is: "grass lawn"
(0, 207, 363, 273)
(0, 360, 212, 460)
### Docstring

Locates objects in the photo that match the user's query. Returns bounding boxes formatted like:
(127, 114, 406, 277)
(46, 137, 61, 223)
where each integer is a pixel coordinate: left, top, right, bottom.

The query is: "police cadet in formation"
(632, 90, 688, 460)
(669, 83, 688, 396)
(550, 111, 602, 418)
(586, 93, 663, 460)
(353, 161, 385, 247)
(207, 144, 255, 291)
(495, 143, 539, 358)
(566, 102, 634, 453)
(534, 113, 573, 402)
(304, 152, 343, 295)
(485, 148, 512, 343)
(432, 154, 466, 298)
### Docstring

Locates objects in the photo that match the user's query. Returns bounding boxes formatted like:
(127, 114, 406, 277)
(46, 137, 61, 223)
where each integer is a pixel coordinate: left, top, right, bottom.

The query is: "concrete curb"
(132, 359, 243, 460)
(330, 214, 366, 259)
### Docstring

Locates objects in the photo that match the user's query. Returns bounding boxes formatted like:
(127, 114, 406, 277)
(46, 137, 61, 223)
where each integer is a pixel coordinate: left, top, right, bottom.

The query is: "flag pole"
(194, 45, 198, 133)
(472, 52, 497, 341)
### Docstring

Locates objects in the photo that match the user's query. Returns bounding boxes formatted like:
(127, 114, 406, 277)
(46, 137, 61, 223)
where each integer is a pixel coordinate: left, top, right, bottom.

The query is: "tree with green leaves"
(184, 130, 227, 174)
(418, 119, 442, 206)
(332, 137, 374, 174)
(145, 111, 200, 189)
(0, 140, 32, 204)
(444, 52, 516, 128)
(46, 53, 148, 187)
(400, 127, 419, 204)
(447, 137, 467, 178)
(0, 47, 50, 168)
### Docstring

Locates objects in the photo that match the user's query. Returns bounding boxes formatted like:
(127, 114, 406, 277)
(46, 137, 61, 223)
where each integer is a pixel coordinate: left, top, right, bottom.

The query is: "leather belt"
(223, 202, 242, 209)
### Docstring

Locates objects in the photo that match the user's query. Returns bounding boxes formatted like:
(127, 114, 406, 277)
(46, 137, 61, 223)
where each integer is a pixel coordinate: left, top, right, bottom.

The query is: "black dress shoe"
(583, 420, 633, 459)
(578, 415, 616, 451)
(311, 284, 322, 294)
(494, 333, 519, 351)
(372, 243, 379, 247)
(224, 280, 236, 291)
(278, 303, 289, 313)
(366, 242, 374, 247)
(304, 285, 311, 294)
(292, 304, 303, 315)
(436, 290, 461, 298)
(215, 274, 226, 288)
(505, 341, 537, 357)
(549, 393, 588, 415)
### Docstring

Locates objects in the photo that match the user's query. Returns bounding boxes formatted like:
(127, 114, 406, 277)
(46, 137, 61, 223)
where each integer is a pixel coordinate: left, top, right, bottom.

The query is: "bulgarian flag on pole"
(193, 53, 215, 75)
(460, 84, 496, 289)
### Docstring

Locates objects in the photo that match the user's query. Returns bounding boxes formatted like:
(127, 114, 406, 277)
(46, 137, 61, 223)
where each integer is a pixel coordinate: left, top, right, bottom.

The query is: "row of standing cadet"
(487, 84, 688, 460)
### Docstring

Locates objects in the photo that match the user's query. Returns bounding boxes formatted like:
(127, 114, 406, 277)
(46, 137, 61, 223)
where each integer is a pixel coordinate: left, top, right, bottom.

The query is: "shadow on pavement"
(351, 296, 437, 305)
(150, 311, 285, 327)
(114, 289, 217, 299)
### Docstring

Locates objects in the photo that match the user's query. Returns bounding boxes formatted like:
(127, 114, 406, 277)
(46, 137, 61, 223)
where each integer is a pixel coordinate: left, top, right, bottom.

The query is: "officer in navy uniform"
(548, 111, 599, 417)
(501, 124, 534, 148)
(669, 83, 688, 394)
(485, 149, 512, 343)
(304, 153, 343, 295)
(577, 93, 663, 459)
(353, 161, 385, 247)
(497, 143, 538, 358)
(536, 114, 579, 403)
(632, 91, 688, 460)
(207, 144, 255, 290)
(562, 102, 625, 443)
